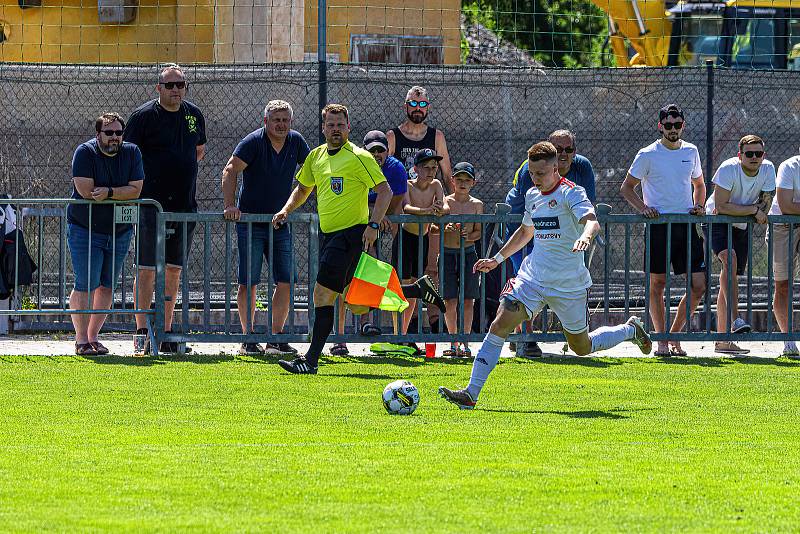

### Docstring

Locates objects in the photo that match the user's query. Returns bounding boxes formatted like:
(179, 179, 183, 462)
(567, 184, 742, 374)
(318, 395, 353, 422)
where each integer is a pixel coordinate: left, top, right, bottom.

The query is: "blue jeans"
(67, 223, 133, 292)
(236, 223, 293, 285)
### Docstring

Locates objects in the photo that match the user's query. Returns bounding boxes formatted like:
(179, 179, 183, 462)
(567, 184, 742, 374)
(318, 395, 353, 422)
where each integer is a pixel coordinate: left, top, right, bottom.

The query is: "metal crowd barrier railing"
(0, 199, 164, 349)
(596, 205, 800, 342)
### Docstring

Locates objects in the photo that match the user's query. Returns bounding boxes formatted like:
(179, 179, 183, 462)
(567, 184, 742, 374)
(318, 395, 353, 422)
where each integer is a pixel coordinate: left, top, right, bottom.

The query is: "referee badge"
(330, 176, 344, 195)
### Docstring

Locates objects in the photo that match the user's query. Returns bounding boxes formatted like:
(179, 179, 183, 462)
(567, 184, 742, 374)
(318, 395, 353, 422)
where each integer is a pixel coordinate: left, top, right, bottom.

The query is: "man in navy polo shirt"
(222, 99, 310, 355)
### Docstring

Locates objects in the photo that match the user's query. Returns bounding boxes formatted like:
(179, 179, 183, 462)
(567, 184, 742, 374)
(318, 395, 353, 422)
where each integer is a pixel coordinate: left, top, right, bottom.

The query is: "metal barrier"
(0, 198, 164, 349)
(5, 198, 800, 351)
(596, 205, 800, 342)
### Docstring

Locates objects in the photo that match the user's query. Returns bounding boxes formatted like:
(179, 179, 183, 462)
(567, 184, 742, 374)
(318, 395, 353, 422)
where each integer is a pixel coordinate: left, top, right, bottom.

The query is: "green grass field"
(1, 352, 799, 532)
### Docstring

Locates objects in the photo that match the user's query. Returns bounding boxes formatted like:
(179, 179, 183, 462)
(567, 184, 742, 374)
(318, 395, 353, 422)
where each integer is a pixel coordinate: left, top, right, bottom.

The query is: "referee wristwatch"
(368, 221, 380, 230)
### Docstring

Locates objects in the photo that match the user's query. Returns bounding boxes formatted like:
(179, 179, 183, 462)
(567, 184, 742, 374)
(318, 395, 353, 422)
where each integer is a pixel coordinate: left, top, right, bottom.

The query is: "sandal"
(330, 343, 349, 356)
(458, 346, 472, 358)
(360, 323, 382, 337)
(443, 344, 459, 358)
(75, 342, 98, 356)
(90, 341, 109, 355)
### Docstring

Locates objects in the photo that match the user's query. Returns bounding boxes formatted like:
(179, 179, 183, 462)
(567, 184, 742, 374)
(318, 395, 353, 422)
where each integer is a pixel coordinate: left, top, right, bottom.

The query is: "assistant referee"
(273, 104, 393, 374)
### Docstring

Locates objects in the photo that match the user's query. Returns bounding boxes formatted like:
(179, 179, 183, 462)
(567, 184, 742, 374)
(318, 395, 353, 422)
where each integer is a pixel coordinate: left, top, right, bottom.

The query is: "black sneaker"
(277, 342, 298, 354)
(278, 357, 318, 374)
(518, 341, 543, 359)
(239, 342, 264, 355)
(413, 275, 446, 313)
(264, 342, 298, 355)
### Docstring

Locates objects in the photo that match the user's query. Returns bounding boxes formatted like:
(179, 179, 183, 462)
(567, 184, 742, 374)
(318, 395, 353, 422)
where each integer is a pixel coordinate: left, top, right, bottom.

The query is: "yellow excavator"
(591, 0, 800, 68)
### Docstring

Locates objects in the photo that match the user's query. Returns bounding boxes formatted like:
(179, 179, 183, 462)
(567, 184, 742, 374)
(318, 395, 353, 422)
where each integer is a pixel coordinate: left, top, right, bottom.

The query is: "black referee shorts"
(317, 224, 366, 294)
(645, 222, 705, 275)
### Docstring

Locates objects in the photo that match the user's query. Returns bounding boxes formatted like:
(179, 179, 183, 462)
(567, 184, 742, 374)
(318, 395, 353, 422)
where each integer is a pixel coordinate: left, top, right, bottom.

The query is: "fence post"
(705, 59, 714, 186)
(317, 0, 327, 145)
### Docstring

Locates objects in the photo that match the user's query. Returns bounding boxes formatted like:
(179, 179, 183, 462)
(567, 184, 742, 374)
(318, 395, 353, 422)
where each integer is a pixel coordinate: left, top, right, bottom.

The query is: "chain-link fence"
(2, 63, 800, 313)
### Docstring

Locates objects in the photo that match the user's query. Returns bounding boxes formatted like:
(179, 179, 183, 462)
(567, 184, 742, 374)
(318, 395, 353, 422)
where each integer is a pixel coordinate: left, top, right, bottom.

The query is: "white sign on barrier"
(114, 205, 139, 225)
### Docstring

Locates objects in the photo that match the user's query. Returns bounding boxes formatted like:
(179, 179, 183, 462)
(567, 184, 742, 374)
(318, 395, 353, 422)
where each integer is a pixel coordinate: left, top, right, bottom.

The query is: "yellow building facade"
(0, 0, 459, 63)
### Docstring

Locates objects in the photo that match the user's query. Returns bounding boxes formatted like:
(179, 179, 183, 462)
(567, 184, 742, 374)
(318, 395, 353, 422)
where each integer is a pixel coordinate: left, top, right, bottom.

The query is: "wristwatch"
(368, 221, 380, 230)
(107, 187, 113, 199)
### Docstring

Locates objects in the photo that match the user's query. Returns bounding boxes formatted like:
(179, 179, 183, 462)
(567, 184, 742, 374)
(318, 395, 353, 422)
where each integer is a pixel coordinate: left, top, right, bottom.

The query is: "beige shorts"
(767, 224, 800, 281)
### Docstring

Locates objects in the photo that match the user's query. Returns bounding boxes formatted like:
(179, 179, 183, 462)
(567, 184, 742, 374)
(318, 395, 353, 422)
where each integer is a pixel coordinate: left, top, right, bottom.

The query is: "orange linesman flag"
(345, 253, 409, 312)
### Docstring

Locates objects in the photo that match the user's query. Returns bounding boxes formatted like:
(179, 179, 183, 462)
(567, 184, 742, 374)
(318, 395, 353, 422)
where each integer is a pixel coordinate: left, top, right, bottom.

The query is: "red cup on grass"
(425, 343, 436, 359)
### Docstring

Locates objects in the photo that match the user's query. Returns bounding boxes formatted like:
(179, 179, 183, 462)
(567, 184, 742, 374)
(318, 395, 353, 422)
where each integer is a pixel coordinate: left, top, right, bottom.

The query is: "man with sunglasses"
(704, 135, 774, 355)
(504, 129, 597, 358)
(68, 112, 143, 355)
(124, 63, 207, 354)
(621, 104, 707, 357)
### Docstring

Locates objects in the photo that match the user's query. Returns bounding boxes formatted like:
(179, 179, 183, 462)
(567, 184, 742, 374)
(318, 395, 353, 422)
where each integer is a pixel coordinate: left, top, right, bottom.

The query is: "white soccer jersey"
(517, 178, 595, 292)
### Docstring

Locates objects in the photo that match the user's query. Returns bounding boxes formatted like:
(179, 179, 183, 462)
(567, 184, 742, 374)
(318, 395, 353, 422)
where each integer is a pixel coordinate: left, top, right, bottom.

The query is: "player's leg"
(550, 289, 651, 356)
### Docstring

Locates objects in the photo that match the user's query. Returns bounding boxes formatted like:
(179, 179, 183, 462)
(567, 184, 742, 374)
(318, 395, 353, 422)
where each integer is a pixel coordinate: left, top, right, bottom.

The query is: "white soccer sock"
(466, 332, 505, 400)
(589, 323, 635, 353)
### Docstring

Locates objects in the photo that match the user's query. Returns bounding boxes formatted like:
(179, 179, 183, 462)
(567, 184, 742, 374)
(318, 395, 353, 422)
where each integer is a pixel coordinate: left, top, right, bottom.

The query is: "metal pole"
(318, 0, 327, 145)
(705, 59, 715, 187)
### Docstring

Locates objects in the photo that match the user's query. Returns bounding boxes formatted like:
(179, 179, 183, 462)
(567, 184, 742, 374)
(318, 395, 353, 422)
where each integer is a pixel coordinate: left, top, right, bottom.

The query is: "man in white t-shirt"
(705, 135, 774, 355)
(768, 151, 800, 358)
(438, 142, 652, 410)
(620, 104, 707, 357)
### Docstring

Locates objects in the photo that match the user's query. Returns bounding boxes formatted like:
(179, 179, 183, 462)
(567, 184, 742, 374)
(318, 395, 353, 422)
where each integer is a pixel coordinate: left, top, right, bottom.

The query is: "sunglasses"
(555, 146, 575, 154)
(743, 150, 764, 158)
(406, 100, 429, 108)
(661, 121, 684, 130)
(160, 81, 186, 90)
(101, 129, 124, 136)
(369, 147, 387, 154)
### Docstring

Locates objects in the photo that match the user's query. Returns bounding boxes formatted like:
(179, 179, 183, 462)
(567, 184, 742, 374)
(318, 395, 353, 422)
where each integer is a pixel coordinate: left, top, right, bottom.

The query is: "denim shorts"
(67, 223, 133, 292)
(236, 223, 293, 285)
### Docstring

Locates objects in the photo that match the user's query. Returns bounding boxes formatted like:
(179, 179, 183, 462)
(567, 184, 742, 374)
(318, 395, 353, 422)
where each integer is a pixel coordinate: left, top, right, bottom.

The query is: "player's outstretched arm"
(474, 224, 535, 273)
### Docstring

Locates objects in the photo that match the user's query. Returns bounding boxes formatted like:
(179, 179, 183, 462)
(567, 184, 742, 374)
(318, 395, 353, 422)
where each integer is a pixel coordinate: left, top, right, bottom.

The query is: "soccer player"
(273, 104, 443, 375)
(439, 142, 652, 409)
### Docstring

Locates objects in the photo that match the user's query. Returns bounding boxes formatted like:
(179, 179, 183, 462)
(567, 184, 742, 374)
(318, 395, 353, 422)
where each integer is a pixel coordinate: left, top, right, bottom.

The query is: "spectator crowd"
(65, 64, 800, 359)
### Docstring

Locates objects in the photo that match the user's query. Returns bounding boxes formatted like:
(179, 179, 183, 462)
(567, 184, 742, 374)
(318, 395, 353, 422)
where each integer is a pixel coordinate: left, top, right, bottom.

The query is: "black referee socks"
(305, 305, 335, 367)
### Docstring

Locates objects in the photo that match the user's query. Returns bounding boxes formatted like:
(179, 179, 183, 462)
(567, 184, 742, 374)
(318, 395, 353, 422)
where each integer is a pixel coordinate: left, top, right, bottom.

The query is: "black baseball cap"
(452, 161, 476, 180)
(363, 130, 388, 152)
(659, 104, 684, 121)
(414, 148, 443, 166)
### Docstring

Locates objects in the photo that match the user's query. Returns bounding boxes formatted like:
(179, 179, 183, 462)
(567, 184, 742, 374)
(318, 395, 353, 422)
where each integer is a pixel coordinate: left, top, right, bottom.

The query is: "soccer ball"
(382, 380, 420, 415)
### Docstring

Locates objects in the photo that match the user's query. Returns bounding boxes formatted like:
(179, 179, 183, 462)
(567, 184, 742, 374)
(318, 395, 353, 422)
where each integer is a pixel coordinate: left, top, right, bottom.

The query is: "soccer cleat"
(413, 275, 446, 313)
(278, 357, 318, 374)
(438, 386, 476, 410)
(731, 317, 752, 334)
(626, 316, 653, 355)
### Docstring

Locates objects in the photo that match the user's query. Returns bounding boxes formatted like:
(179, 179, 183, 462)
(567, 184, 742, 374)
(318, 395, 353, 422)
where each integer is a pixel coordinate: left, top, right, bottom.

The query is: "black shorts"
(317, 224, 366, 294)
(441, 246, 480, 300)
(646, 223, 705, 275)
(704, 223, 749, 276)
(138, 205, 196, 268)
(392, 228, 428, 279)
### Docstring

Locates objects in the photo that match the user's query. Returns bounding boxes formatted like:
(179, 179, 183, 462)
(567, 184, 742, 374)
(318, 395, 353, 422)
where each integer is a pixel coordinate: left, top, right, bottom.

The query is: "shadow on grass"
(513, 355, 626, 368)
(481, 406, 656, 419)
(326, 373, 397, 380)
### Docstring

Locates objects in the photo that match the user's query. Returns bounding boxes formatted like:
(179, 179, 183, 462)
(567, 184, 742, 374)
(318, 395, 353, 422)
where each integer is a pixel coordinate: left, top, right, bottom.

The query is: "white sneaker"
(731, 317, 752, 334)
(782, 342, 800, 359)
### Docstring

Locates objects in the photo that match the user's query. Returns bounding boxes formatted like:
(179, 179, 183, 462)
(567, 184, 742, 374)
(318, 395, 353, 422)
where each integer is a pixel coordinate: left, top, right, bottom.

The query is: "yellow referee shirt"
(296, 140, 387, 234)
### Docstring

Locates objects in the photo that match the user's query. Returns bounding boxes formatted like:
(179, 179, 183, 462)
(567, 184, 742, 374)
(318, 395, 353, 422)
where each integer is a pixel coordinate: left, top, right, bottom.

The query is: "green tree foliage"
(463, 0, 610, 67)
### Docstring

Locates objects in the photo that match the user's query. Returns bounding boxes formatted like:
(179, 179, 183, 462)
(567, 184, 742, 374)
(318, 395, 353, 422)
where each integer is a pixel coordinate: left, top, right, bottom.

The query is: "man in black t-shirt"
(124, 63, 207, 354)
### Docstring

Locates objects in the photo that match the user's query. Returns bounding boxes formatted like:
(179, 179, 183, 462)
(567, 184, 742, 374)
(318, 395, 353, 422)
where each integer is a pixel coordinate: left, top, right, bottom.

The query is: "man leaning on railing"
(768, 150, 800, 358)
(704, 134, 775, 355)
(67, 112, 143, 355)
(620, 104, 707, 357)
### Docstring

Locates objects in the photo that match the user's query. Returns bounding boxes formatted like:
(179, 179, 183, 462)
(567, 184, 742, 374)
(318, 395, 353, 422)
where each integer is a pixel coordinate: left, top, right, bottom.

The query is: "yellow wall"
(0, 0, 215, 63)
(304, 0, 461, 64)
